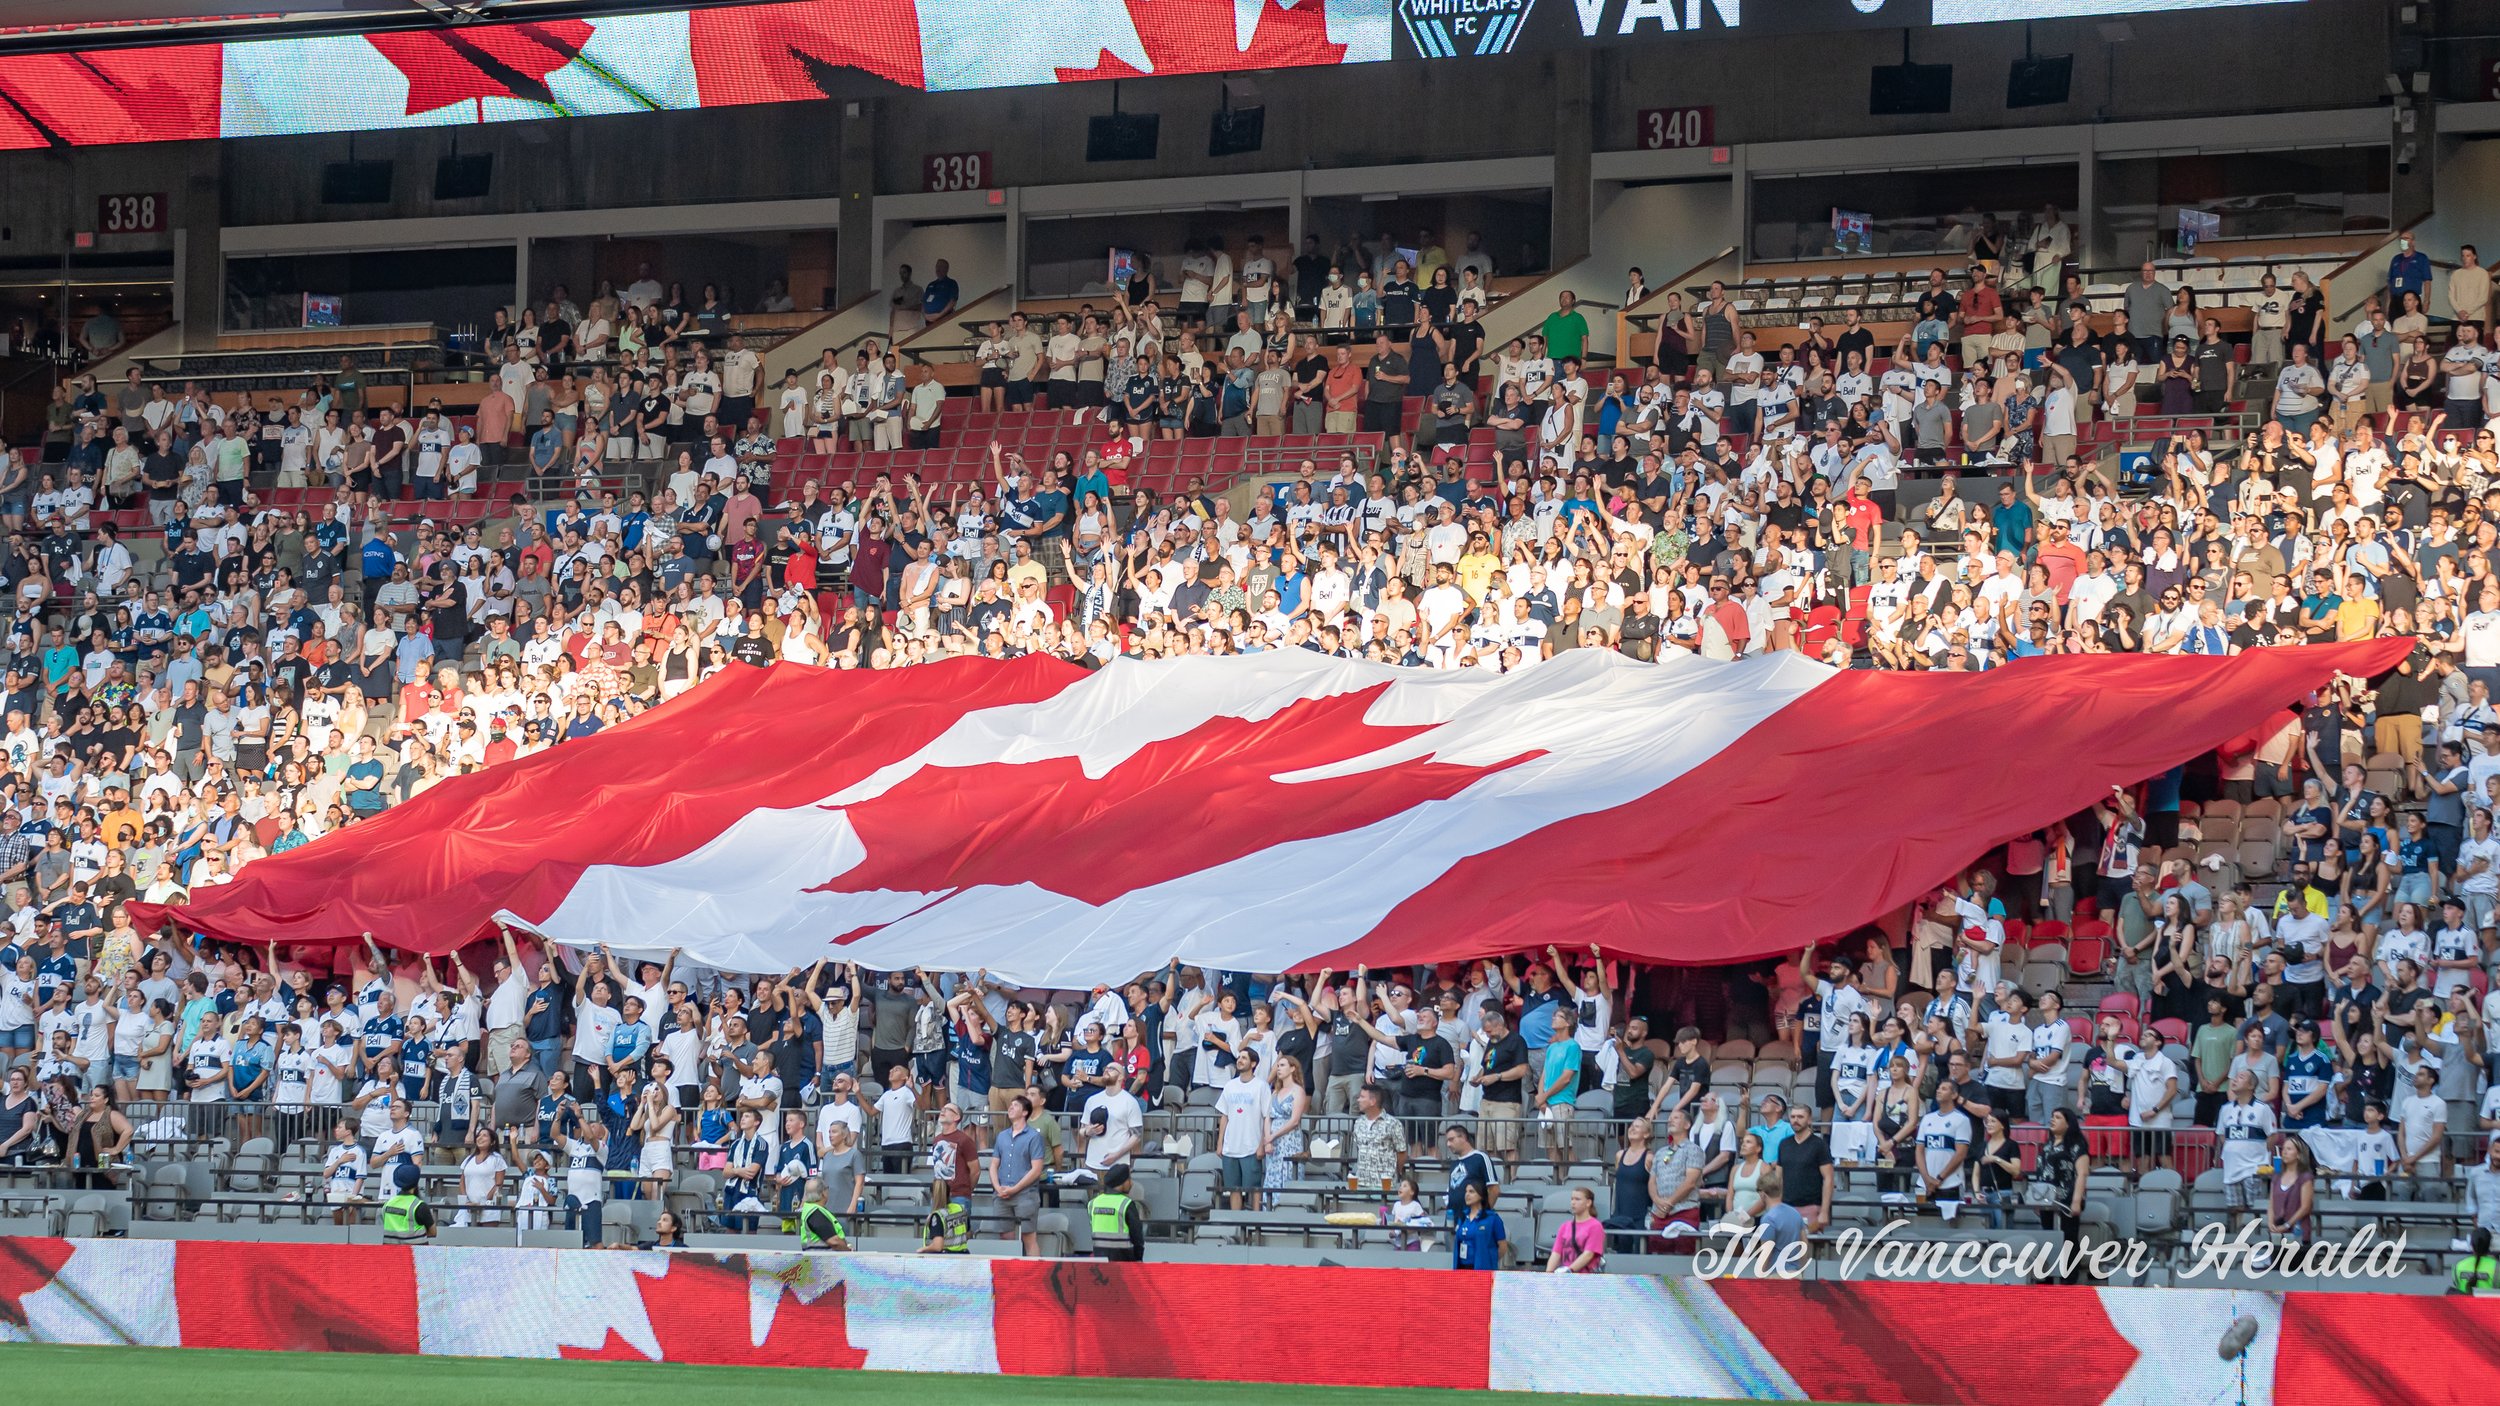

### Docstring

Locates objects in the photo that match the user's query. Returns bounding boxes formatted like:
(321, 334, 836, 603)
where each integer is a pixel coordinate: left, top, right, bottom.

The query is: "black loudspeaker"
(319, 159, 393, 204)
(1869, 62, 1954, 116)
(433, 153, 494, 200)
(1209, 105, 1265, 157)
(1086, 112, 1160, 162)
(2007, 55, 2073, 109)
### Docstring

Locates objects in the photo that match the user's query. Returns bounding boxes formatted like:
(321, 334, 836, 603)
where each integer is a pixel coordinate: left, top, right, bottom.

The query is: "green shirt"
(2191, 1022, 2238, 1088)
(1541, 310, 1591, 361)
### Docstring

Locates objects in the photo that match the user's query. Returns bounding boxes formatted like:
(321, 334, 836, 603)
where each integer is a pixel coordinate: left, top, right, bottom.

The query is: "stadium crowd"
(1, 229, 2500, 1277)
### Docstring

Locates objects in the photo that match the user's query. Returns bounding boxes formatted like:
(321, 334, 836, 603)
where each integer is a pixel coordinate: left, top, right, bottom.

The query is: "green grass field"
(0, 1343, 1836, 1406)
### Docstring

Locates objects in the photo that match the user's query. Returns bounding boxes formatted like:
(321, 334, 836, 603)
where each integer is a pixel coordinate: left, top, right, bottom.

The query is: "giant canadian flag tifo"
(131, 639, 2407, 984)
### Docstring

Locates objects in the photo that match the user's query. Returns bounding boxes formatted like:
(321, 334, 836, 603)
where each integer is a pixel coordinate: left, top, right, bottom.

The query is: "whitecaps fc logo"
(1399, 0, 1539, 57)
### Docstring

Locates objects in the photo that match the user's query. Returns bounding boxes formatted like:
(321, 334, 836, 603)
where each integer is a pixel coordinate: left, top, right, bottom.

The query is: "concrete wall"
(1476, 178, 1738, 363)
(2413, 135, 2500, 320)
(882, 219, 1012, 316)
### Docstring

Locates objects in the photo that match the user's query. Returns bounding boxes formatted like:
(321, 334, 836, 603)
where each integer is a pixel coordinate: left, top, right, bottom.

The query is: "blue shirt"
(1452, 1208, 1506, 1270)
(2281, 1048, 2335, 1128)
(2388, 248, 2432, 296)
(1444, 1147, 1497, 1219)
(537, 1093, 580, 1145)
(360, 1013, 405, 1061)
(361, 536, 397, 580)
(994, 1124, 1045, 1192)
(1751, 1120, 1795, 1162)
(609, 1020, 651, 1067)
(2289, 805, 2332, 863)
(1991, 500, 2035, 555)
(1027, 488, 1069, 534)
(1516, 990, 1560, 1053)
(345, 759, 386, 813)
(1540, 1041, 1580, 1107)
(1757, 1201, 1806, 1262)
(36, 953, 76, 1003)
(922, 278, 959, 318)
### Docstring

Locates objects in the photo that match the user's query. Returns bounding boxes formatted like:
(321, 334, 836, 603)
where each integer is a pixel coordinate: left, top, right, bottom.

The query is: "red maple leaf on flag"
(0, 46, 222, 151)
(367, 21, 594, 117)
(812, 683, 1540, 910)
(1055, 0, 1347, 83)
(558, 1254, 870, 1369)
(688, 0, 926, 105)
(0, 1237, 74, 1328)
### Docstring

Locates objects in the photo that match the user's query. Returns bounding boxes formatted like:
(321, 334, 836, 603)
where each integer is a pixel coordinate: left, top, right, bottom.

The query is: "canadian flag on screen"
(213, 0, 1392, 137)
(916, 0, 1391, 92)
(133, 639, 2402, 986)
(0, 1238, 178, 1346)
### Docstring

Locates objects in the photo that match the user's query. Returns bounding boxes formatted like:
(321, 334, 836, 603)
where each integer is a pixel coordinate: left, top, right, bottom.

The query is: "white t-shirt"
(185, 1036, 231, 1100)
(0, 972, 37, 1031)
(1081, 1087, 1146, 1170)
(1981, 1014, 2031, 1090)
(1725, 351, 1763, 405)
(2127, 1051, 2181, 1127)
(324, 1141, 368, 1195)
(2029, 1021, 2072, 1087)
(1917, 1106, 1974, 1191)
(815, 1097, 864, 1149)
(2214, 1098, 2277, 1184)
(1215, 1075, 1267, 1158)
(274, 1047, 315, 1107)
(461, 1151, 510, 1207)
(572, 1000, 619, 1065)
(2396, 1091, 2447, 1157)
(873, 1085, 917, 1147)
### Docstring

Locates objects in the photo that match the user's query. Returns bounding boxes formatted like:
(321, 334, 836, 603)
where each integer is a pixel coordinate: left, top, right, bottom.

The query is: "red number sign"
(98, 192, 167, 234)
(923, 151, 993, 193)
(1636, 107, 1715, 151)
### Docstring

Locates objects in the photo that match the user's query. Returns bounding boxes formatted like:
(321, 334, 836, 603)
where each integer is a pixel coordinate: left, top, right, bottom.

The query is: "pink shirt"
(1549, 1215, 1605, 1272)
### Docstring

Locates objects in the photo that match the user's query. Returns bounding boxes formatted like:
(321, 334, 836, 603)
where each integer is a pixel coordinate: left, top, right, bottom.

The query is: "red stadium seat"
(2065, 936, 2108, 975)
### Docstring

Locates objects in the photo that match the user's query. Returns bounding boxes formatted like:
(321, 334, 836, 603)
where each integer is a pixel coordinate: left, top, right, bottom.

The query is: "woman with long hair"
(2035, 1106, 2091, 1277)
(459, 1123, 510, 1226)
(62, 1084, 131, 1189)
(632, 1073, 678, 1202)
(1873, 1049, 1924, 1197)
(1452, 1176, 1508, 1271)
(2267, 1133, 2316, 1244)
(1604, 1115, 1656, 1250)
(1260, 1054, 1308, 1202)
(1972, 1109, 2022, 1228)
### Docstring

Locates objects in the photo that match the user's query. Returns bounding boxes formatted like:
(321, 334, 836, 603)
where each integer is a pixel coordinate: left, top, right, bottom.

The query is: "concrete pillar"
(836, 100, 878, 307)
(1550, 50, 1594, 270)
(177, 157, 221, 353)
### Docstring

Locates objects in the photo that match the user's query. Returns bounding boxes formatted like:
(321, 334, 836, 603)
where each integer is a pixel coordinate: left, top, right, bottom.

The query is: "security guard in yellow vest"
(2453, 1229, 2497, 1295)
(380, 1191, 436, 1243)
(921, 1195, 971, 1254)
(1087, 1164, 1145, 1262)
(796, 1180, 850, 1251)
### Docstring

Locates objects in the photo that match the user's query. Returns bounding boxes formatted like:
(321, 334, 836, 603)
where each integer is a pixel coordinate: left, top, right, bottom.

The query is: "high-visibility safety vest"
(929, 1198, 970, 1252)
(1088, 1192, 1134, 1243)
(2454, 1255, 2499, 1295)
(797, 1202, 847, 1249)
(381, 1192, 426, 1241)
